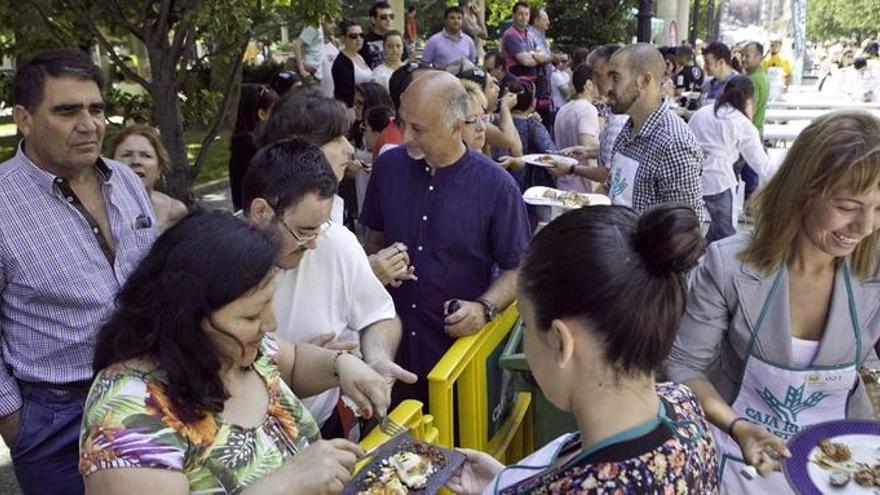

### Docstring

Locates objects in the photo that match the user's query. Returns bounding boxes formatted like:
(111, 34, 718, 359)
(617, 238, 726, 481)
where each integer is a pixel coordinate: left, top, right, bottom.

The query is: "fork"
(380, 416, 407, 436)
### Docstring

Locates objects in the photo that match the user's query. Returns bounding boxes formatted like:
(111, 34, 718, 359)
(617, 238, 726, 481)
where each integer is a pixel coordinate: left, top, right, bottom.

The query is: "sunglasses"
(378, 13, 395, 20)
(347, 33, 364, 39)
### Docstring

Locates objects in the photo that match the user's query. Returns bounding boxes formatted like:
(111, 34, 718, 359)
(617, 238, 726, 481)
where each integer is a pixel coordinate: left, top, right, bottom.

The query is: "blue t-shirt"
(360, 147, 531, 405)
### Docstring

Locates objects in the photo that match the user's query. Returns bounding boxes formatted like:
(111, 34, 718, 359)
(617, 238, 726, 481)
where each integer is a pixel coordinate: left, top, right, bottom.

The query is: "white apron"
(607, 151, 639, 207)
(714, 266, 862, 494)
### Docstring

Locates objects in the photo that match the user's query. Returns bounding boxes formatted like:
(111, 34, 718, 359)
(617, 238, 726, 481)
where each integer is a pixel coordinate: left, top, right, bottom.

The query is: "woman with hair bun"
(448, 205, 719, 494)
(688, 74, 772, 242)
(667, 111, 880, 493)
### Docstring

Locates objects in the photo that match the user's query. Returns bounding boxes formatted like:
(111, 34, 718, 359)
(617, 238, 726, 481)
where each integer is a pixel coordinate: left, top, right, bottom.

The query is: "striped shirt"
(609, 98, 705, 216)
(0, 144, 157, 415)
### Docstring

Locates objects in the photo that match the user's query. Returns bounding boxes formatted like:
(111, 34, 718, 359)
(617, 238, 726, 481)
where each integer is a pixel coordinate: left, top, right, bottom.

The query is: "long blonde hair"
(741, 110, 880, 278)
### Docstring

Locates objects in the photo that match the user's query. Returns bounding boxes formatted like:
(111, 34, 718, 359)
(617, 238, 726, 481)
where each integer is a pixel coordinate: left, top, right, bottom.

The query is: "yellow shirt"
(762, 54, 792, 78)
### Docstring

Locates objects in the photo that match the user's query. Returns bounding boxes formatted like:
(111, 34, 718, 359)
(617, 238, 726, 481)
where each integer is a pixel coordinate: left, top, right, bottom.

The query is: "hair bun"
(633, 204, 706, 275)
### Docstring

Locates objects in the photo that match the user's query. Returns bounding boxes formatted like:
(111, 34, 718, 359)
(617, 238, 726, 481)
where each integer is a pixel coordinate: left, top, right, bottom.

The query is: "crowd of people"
(2, 1, 880, 494)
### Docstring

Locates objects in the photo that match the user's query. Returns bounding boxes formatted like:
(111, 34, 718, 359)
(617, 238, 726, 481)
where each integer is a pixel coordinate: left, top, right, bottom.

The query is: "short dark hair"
(269, 70, 304, 96)
(383, 30, 403, 44)
(339, 19, 361, 36)
(572, 47, 591, 67)
(714, 74, 755, 117)
(389, 61, 434, 111)
(745, 41, 764, 56)
(356, 82, 393, 115)
(854, 57, 868, 70)
(704, 41, 732, 65)
(512, 1, 530, 15)
(14, 48, 105, 112)
(508, 78, 535, 112)
(233, 84, 279, 136)
(365, 105, 395, 133)
(94, 210, 279, 423)
(445, 5, 464, 17)
(572, 63, 594, 94)
(529, 6, 545, 25)
(370, 1, 392, 17)
(672, 45, 695, 66)
(586, 43, 622, 66)
(260, 91, 350, 147)
(518, 205, 705, 375)
(241, 138, 338, 214)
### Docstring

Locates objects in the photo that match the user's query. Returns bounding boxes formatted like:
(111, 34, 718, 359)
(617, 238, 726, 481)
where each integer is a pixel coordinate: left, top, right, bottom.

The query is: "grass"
(0, 119, 230, 187)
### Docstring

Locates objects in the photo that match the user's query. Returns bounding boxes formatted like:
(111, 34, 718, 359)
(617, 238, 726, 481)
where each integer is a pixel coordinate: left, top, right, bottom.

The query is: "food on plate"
(819, 439, 853, 462)
(829, 470, 851, 487)
(356, 442, 446, 494)
(854, 466, 875, 487)
(540, 189, 591, 208)
(535, 155, 556, 164)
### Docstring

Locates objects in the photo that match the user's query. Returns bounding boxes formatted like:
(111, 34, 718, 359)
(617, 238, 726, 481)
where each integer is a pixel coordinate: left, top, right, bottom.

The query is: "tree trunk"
(148, 48, 193, 203)
(705, 0, 716, 40)
(209, 44, 244, 131)
(689, 0, 700, 44)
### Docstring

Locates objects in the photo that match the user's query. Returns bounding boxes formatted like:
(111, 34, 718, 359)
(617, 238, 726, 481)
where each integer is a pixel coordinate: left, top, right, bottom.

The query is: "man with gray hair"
(605, 43, 704, 216)
(360, 72, 530, 407)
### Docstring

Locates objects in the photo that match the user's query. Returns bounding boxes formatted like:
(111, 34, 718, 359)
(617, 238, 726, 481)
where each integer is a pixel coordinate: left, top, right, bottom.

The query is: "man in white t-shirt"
(553, 63, 603, 193)
(294, 24, 324, 83)
(241, 138, 416, 438)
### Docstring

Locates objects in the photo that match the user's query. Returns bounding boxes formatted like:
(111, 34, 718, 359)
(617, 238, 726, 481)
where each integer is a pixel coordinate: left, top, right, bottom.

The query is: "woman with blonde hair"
(110, 125, 187, 232)
(459, 79, 490, 152)
(666, 110, 880, 494)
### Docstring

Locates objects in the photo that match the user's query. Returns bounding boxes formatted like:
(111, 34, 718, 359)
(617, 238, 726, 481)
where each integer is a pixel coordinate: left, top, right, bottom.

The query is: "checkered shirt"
(0, 144, 157, 415)
(609, 98, 705, 216)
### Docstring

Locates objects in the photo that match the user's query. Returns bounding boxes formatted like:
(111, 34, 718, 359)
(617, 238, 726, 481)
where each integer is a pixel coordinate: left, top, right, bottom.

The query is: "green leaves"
(807, 0, 880, 39)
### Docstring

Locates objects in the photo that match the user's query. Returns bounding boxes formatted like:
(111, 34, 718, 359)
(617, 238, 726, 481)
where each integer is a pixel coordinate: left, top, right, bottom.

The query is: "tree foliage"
(546, 0, 636, 48)
(806, 0, 880, 40)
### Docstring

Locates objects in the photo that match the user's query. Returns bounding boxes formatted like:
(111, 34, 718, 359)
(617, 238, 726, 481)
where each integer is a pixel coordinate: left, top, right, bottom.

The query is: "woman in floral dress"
(447, 205, 720, 494)
(79, 211, 390, 494)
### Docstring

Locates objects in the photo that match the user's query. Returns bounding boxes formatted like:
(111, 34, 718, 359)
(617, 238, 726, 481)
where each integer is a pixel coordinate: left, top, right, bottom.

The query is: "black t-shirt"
(360, 30, 411, 69)
(675, 65, 705, 92)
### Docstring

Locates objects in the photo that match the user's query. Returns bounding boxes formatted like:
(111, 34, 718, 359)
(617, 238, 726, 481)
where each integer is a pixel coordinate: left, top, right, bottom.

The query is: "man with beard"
(605, 43, 704, 216)
(361, 1, 411, 69)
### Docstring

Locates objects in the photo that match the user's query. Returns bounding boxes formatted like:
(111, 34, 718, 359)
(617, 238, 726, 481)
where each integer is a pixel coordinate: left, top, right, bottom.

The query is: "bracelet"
(331, 350, 350, 378)
(727, 417, 749, 438)
(568, 163, 577, 175)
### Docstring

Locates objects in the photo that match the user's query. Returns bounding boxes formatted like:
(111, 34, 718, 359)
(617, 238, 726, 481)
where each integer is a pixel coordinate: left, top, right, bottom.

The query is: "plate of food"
(784, 420, 880, 494)
(523, 186, 611, 210)
(520, 153, 578, 168)
(344, 432, 465, 495)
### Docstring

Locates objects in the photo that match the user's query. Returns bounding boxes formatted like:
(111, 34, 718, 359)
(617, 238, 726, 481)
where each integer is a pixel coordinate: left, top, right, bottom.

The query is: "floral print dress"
(492, 383, 719, 494)
(79, 334, 320, 494)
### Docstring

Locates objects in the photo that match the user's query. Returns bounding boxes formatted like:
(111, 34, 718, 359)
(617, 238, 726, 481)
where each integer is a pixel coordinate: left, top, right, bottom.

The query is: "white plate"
(520, 154, 578, 168)
(523, 186, 611, 209)
(807, 434, 880, 494)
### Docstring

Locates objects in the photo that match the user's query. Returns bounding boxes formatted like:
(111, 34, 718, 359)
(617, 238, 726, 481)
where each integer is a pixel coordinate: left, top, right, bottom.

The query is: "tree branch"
(190, 35, 250, 178)
(169, 0, 198, 60)
(106, 0, 146, 41)
(65, 0, 152, 90)
(27, 1, 80, 47)
(155, 0, 173, 40)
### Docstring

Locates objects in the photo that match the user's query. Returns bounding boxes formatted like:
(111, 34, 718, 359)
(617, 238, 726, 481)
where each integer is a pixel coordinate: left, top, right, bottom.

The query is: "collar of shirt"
(413, 149, 469, 178)
(442, 29, 463, 41)
(622, 97, 671, 142)
(16, 141, 114, 196)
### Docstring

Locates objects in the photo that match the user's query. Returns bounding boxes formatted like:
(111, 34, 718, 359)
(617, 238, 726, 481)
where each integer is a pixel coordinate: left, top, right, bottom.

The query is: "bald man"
(605, 43, 704, 217)
(360, 72, 530, 407)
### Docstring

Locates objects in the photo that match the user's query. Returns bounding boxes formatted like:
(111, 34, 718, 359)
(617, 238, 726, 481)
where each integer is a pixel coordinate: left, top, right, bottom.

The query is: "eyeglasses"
(378, 13, 395, 20)
(347, 33, 364, 39)
(464, 114, 492, 125)
(279, 218, 331, 245)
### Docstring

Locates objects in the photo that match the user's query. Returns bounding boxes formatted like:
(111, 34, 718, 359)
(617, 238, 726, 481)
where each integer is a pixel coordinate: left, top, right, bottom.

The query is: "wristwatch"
(476, 298, 498, 322)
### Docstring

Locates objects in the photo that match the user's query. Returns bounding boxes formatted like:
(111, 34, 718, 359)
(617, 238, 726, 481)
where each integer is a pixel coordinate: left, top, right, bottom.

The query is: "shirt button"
(424, 167, 430, 172)
(417, 246, 423, 251)
(66, 196, 74, 202)
(411, 304, 417, 309)
(411, 332, 417, 336)
(92, 227, 100, 234)
(428, 186, 434, 191)
(422, 216, 427, 221)
(55, 178, 63, 184)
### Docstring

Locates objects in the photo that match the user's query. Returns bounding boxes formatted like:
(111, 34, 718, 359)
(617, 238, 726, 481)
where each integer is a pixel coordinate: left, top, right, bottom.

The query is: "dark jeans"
(732, 156, 759, 201)
(704, 188, 736, 243)
(11, 383, 87, 495)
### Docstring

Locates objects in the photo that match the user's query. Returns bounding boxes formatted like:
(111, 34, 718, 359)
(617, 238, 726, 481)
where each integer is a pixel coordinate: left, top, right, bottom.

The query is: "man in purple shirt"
(360, 72, 530, 407)
(0, 49, 156, 493)
(421, 5, 477, 69)
(501, 2, 552, 80)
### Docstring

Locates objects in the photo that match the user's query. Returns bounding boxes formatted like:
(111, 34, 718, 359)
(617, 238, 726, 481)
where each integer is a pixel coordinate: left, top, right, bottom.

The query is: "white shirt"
(550, 68, 571, 110)
(553, 99, 599, 193)
(688, 104, 772, 196)
(599, 113, 628, 168)
(273, 222, 396, 425)
(372, 64, 395, 91)
(321, 42, 340, 98)
(331, 194, 344, 225)
(791, 336, 821, 369)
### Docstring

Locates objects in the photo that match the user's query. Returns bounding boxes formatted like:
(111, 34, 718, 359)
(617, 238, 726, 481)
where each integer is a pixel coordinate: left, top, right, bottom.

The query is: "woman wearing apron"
(446, 204, 719, 494)
(666, 110, 880, 493)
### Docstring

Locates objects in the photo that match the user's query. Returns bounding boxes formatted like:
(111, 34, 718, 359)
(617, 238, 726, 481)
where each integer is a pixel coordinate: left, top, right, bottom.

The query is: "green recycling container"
(498, 319, 578, 448)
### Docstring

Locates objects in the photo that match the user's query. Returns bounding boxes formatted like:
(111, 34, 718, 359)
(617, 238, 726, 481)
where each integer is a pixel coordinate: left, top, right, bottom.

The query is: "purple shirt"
(0, 144, 157, 415)
(421, 30, 476, 68)
(360, 148, 530, 404)
(502, 26, 538, 78)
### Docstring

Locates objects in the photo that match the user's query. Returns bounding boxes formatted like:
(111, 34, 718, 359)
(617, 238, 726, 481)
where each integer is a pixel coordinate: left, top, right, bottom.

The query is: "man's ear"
(248, 198, 275, 228)
(13, 105, 33, 138)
